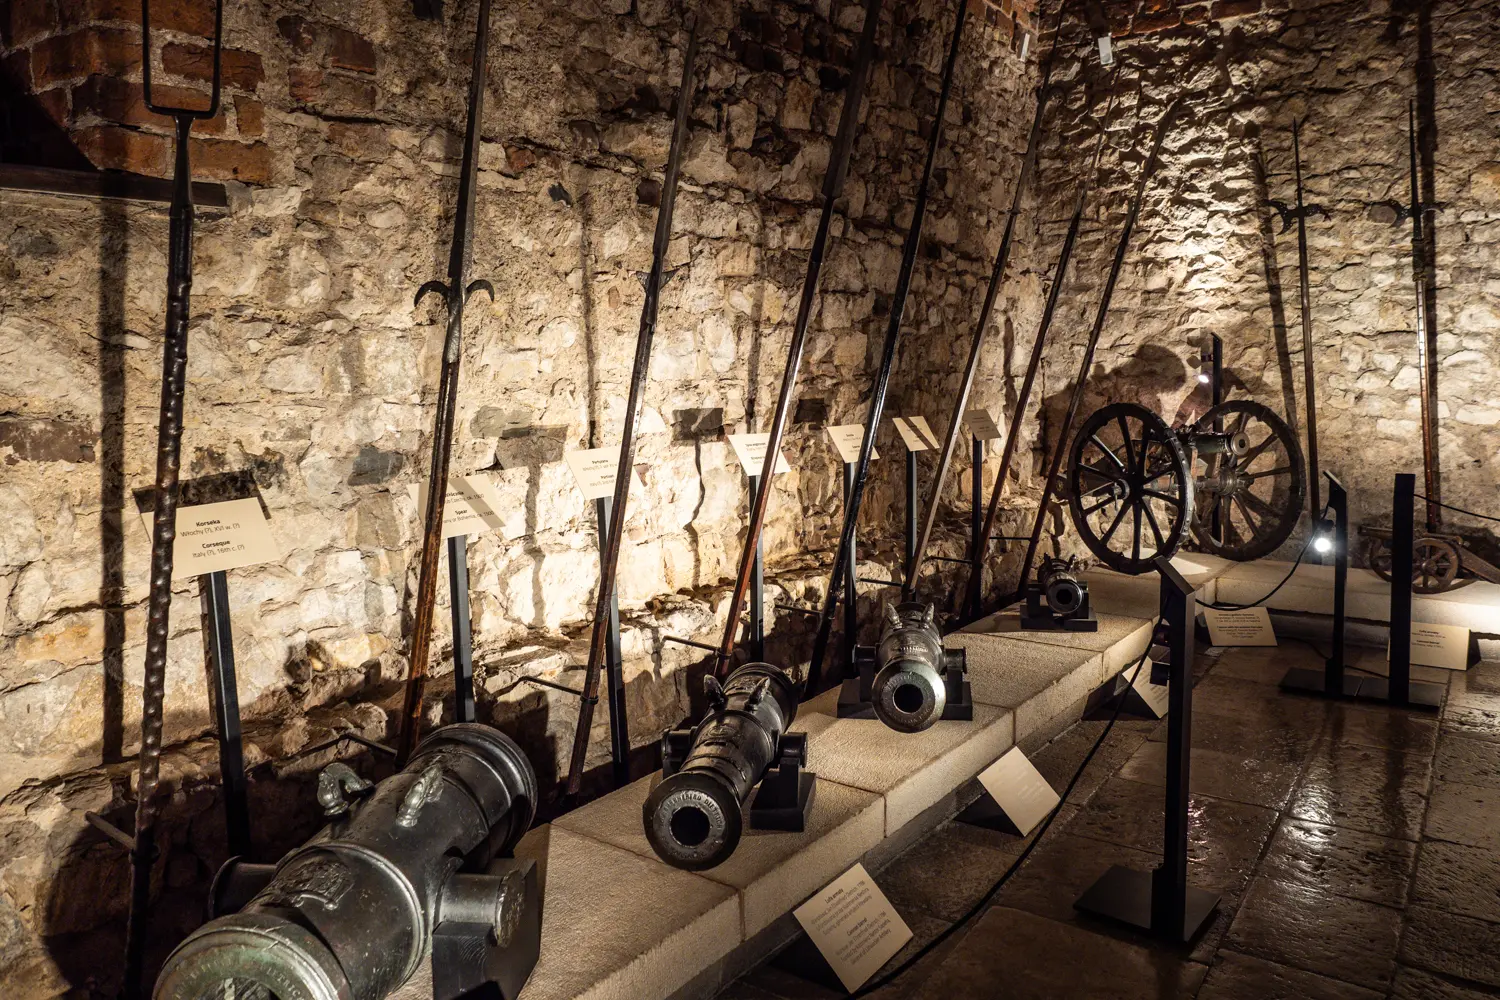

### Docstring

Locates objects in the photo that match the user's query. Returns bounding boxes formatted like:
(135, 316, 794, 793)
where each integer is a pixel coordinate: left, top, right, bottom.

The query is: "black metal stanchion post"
(1279, 471, 1357, 698)
(1364, 473, 1442, 709)
(749, 474, 766, 662)
(842, 461, 858, 676)
(1075, 558, 1219, 943)
(596, 497, 630, 785)
(446, 534, 477, 724)
(969, 435, 983, 619)
(1209, 335, 1224, 543)
(1389, 473, 1415, 706)
(905, 450, 918, 570)
(202, 570, 250, 859)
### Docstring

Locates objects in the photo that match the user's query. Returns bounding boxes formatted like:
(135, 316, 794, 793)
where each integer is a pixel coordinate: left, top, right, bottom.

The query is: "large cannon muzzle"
(644, 663, 800, 871)
(154, 724, 541, 1000)
(871, 602, 967, 733)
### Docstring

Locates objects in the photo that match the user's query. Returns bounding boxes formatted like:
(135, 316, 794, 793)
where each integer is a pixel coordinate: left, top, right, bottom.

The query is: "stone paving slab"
(959, 609, 1154, 673)
(945, 633, 1106, 742)
(555, 773, 884, 938)
(1080, 552, 1230, 618)
(789, 689, 1016, 833)
(513, 825, 742, 1000)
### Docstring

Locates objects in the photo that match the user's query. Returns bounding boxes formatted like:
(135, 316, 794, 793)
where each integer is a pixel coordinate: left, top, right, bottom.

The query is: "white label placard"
(1131, 667, 1170, 718)
(965, 408, 1004, 441)
(139, 497, 279, 580)
(564, 446, 627, 501)
(826, 424, 878, 464)
(976, 747, 1060, 837)
(793, 864, 912, 992)
(1390, 621, 1470, 671)
(1203, 607, 1277, 647)
(727, 432, 791, 476)
(891, 415, 938, 452)
(409, 478, 506, 540)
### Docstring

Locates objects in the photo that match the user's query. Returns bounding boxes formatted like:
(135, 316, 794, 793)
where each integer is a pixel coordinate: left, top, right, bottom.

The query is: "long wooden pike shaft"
(717, 0, 884, 670)
(804, 0, 967, 694)
(398, 0, 494, 764)
(1406, 101, 1439, 530)
(1016, 98, 1183, 590)
(963, 84, 1117, 616)
(1292, 119, 1321, 518)
(564, 17, 700, 795)
(901, 0, 1076, 602)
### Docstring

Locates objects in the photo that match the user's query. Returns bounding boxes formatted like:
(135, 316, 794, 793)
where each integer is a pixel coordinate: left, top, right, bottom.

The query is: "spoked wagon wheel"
(1412, 536, 1461, 594)
(1066, 402, 1193, 575)
(1367, 535, 1394, 582)
(1189, 400, 1306, 561)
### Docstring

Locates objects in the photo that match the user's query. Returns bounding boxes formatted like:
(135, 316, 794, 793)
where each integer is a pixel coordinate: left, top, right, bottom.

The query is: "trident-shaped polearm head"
(397, 0, 500, 766)
(1268, 199, 1330, 234)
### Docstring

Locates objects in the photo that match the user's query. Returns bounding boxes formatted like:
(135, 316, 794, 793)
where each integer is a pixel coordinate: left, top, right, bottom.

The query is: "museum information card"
(964, 408, 1004, 441)
(565, 446, 625, 501)
(794, 863, 912, 992)
(410, 478, 507, 540)
(1392, 621, 1470, 671)
(727, 432, 792, 476)
(1202, 607, 1277, 647)
(826, 424, 878, 464)
(976, 746, 1061, 837)
(891, 415, 938, 452)
(140, 497, 280, 580)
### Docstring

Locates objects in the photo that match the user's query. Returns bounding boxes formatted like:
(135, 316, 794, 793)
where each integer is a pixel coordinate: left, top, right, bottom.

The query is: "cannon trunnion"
(154, 724, 541, 1000)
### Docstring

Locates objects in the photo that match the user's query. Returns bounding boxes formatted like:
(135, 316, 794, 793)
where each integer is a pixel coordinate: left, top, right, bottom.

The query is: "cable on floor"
(1202, 503, 1331, 611)
(847, 645, 1151, 998)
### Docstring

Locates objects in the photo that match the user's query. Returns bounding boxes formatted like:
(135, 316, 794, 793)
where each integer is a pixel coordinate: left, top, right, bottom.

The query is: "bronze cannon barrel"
(154, 724, 540, 1000)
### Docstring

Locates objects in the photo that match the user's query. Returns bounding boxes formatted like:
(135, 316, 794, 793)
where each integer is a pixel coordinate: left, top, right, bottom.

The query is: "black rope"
(1202, 504, 1330, 611)
(1413, 494, 1500, 525)
(848, 645, 1150, 998)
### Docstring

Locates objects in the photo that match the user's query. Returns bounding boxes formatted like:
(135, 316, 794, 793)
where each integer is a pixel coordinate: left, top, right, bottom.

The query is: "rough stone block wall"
(0, 0, 1046, 992)
(1016, 0, 1500, 560)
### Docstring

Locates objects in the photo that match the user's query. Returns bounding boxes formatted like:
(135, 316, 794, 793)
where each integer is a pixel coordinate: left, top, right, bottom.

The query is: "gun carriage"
(1063, 400, 1305, 575)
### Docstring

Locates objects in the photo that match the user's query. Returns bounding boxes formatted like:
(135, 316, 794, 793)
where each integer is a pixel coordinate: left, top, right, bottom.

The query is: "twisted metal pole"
(717, 0, 885, 671)
(901, 0, 1075, 601)
(564, 16, 700, 794)
(397, 0, 497, 764)
(804, 0, 967, 694)
(1016, 97, 1184, 590)
(962, 74, 1118, 617)
(123, 1, 223, 995)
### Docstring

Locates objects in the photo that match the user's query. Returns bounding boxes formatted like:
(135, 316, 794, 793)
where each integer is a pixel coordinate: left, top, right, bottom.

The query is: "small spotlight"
(1197, 372, 1211, 385)
(1311, 517, 1335, 555)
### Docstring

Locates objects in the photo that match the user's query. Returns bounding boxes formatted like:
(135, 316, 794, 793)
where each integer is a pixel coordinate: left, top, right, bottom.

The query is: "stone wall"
(1011, 0, 1500, 562)
(0, 0, 1045, 992)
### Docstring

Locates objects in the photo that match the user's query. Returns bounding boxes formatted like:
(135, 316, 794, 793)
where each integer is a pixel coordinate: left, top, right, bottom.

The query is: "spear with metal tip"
(563, 15, 701, 796)
(397, 0, 498, 765)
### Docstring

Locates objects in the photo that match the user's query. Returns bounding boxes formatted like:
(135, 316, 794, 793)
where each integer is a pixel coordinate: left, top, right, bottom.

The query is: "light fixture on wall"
(1196, 372, 1211, 385)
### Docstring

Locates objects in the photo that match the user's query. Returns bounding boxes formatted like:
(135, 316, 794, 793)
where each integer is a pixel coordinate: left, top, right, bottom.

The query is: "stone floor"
(718, 640, 1500, 1000)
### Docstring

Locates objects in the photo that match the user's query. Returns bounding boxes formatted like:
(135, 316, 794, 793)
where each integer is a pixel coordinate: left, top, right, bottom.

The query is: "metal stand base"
(836, 664, 876, 720)
(1356, 676, 1445, 710)
(1074, 865, 1219, 944)
(1020, 583, 1098, 632)
(941, 677, 974, 721)
(749, 734, 815, 832)
(1279, 666, 1362, 699)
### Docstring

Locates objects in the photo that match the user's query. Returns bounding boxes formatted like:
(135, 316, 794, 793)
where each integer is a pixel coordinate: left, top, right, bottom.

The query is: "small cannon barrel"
(154, 724, 540, 1000)
(871, 602, 963, 733)
(644, 663, 799, 870)
(1038, 558, 1085, 616)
